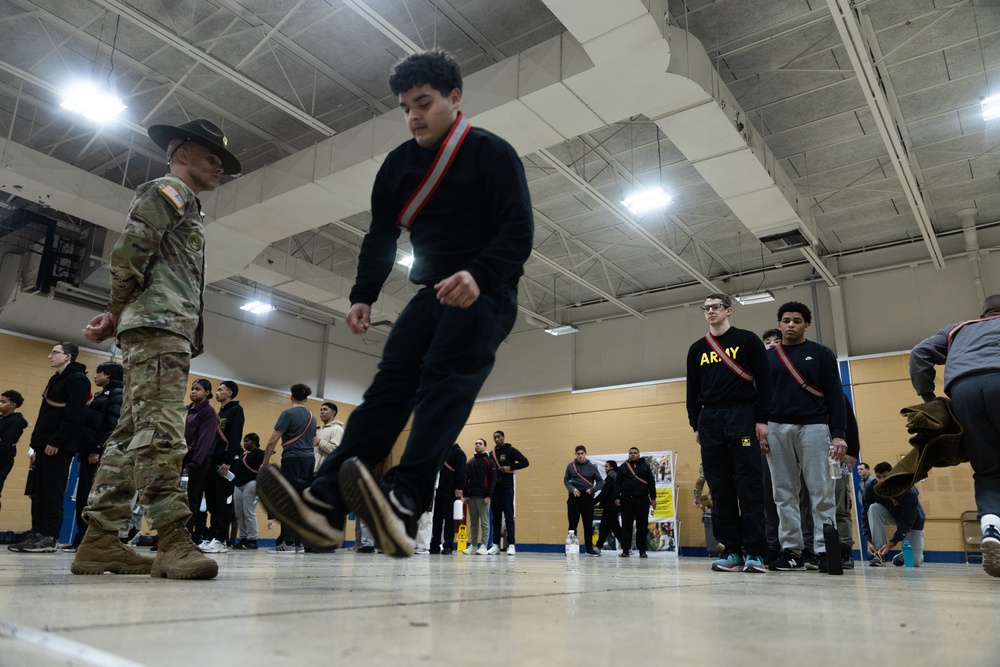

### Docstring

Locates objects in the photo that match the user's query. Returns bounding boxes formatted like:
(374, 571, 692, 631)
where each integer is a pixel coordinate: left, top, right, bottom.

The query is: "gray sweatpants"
(467, 497, 490, 546)
(868, 503, 924, 565)
(766, 422, 837, 554)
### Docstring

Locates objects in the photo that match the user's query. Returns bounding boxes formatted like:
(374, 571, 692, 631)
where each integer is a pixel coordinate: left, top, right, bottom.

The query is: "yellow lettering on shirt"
(700, 347, 742, 366)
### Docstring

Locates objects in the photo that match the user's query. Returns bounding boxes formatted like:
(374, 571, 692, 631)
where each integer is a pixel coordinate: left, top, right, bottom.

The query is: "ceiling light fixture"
(544, 324, 580, 336)
(982, 94, 1000, 122)
(733, 291, 775, 306)
(60, 82, 127, 123)
(621, 187, 672, 215)
(240, 300, 275, 315)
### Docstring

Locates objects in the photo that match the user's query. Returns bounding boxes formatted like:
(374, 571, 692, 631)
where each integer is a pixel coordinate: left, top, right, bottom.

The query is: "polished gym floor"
(0, 548, 995, 666)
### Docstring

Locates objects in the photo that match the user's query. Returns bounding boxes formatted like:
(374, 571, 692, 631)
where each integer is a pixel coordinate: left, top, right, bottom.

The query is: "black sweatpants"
(31, 448, 75, 538)
(699, 403, 767, 556)
(619, 495, 650, 554)
(567, 492, 595, 549)
(430, 494, 456, 551)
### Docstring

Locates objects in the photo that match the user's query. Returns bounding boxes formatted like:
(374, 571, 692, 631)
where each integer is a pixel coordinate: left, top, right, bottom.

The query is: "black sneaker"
(256, 465, 345, 549)
(356, 545, 376, 553)
(892, 553, 905, 567)
(768, 549, 805, 571)
(441, 548, 453, 555)
(7, 532, 42, 552)
(639, 552, 648, 558)
(338, 457, 417, 558)
(19, 535, 58, 553)
(841, 549, 855, 570)
(983, 524, 1000, 577)
(803, 550, 819, 570)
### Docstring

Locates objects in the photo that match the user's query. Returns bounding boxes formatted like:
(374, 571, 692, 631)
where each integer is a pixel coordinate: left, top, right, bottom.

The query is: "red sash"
(281, 408, 315, 448)
(704, 333, 753, 382)
(774, 343, 824, 398)
(947, 314, 1000, 349)
(571, 462, 595, 487)
(624, 462, 647, 485)
(397, 112, 472, 231)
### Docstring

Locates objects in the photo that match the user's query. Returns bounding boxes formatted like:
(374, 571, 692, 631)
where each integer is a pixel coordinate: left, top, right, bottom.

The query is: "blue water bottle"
(901, 539, 914, 567)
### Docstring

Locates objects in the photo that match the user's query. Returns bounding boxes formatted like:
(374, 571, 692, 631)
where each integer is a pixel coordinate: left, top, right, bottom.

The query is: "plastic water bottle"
(179, 471, 189, 491)
(565, 530, 580, 573)
(828, 446, 842, 479)
(901, 539, 914, 567)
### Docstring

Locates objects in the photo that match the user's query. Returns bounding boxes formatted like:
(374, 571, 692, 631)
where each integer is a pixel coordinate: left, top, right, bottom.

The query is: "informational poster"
(589, 450, 676, 557)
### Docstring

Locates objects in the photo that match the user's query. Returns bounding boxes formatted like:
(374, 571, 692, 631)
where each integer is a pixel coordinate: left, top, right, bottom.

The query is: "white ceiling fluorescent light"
(982, 94, 1000, 122)
(733, 291, 775, 306)
(240, 300, 275, 314)
(544, 324, 580, 336)
(621, 187, 672, 215)
(60, 82, 127, 123)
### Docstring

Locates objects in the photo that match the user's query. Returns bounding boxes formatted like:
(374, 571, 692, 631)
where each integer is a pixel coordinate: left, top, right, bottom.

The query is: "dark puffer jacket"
(81, 379, 124, 457)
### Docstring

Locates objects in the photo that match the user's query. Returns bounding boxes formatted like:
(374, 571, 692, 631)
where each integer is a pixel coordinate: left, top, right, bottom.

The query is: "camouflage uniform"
(84, 175, 206, 533)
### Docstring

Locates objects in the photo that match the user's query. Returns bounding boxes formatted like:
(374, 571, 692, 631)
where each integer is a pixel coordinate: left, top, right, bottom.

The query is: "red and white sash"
(397, 112, 472, 231)
(704, 333, 754, 382)
(774, 343, 824, 398)
(946, 314, 1000, 349)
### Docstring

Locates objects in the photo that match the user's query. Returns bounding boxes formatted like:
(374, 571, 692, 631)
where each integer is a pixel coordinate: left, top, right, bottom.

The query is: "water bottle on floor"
(902, 540, 914, 567)
(565, 530, 580, 573)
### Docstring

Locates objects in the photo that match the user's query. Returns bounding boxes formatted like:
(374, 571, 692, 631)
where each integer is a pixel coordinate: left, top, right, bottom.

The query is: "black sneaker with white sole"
(767, 549, 805, 571)
(983, 525, 1000, 578)
(338, 457, 417, 559)
(256, 465, 345, 549)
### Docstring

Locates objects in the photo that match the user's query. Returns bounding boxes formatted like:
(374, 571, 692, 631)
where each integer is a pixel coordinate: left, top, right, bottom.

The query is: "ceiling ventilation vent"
(759, 229, 810, 252)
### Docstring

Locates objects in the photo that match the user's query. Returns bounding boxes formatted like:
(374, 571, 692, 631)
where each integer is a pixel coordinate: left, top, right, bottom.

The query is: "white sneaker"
(197, 539, 211, 551)
(414, 547, 430, 554)
(476, 544, 488, 556)
(462, 546, 476, 555)
(506, 544, 516, 556)
(201, 539, 229, 553)
(486, 544, 500, 555)
(295, 545, 305, 554)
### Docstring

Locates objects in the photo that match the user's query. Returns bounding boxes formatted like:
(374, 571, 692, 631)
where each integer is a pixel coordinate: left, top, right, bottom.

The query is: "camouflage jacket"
(108, 175, 206, 356)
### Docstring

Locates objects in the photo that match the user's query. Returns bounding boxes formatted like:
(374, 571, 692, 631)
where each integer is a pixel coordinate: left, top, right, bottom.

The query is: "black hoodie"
(81, 379, 124, 456)
(30, 361, 91, 455)
(0, 411, 29, 458)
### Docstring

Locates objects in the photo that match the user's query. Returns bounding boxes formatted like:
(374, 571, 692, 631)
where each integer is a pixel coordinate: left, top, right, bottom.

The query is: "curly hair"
(389, 49, 462, 96)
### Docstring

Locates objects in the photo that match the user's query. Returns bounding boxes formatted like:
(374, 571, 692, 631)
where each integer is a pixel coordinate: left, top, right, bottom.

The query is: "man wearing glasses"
(686, 294, 773, 572)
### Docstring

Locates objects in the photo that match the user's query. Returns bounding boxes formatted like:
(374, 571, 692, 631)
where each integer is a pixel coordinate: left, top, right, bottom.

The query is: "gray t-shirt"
(273, 405, 316, 459)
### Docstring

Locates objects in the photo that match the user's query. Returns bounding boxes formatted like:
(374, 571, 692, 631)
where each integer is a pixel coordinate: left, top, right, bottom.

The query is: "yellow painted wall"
(1, 330, 975, 553)
(0, 332, 356, 541)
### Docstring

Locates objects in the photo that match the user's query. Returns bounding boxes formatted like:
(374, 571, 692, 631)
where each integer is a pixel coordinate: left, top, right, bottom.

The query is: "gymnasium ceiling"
(0, 0, 997, 334)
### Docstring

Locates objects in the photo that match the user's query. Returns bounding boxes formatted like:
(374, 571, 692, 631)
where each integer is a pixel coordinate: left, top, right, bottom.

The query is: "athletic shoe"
(639, 552, 648, 559)
(869, 553, 884, 567)
(892, 553, 904, 567)
(295, 545, 306, 554)
(414, 548, 430, 555)
(256, 464, 345, 549)
(441, 548, 453, 555)
(462, 545, 476, 555)
(743, 553, 765, 573)
(235, 539, 259, 550)
(338, 457, 417, 558)
(8, 532, 41, 552)
(768, 549, 805, 571)
(982, 518, 1000, 578)
(841, 550, 855, 569)
(506, 544, 516, 556)
(486, 544, 500, 555)
(476, 544, 488, 556)
(60, 545, 77, 553)
(620, 550, 630, 558)
(711, 550, 744, 572)
(197, 540, 211, 550)
(586, 548, 600, 557)
(803, 550, 819, 570)
(356, 545, 376, 553)
(18, 535, 58, 553)
(267, 543, 297, 555)
(199, 539, 229, 553)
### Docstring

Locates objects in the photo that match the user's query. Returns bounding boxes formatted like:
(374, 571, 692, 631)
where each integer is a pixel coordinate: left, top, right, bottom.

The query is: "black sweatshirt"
(686, 327, 773, 429)
(491, 443, 529, 490)
(30, 361, 91, 454)
(766, 340, 846, 439)
(81, 379, 123, 456)
(211, 400, 245, 467)
(350, 126, 534, 305)
(437, 443, 468, 498)
(465, 451, 496, 498)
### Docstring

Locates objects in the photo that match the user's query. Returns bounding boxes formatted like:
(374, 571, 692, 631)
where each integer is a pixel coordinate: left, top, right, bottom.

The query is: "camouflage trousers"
(83, 329, 192, 532)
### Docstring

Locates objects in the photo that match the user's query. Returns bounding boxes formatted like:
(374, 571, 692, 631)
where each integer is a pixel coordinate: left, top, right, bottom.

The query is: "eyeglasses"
(700, 304, 727, 312)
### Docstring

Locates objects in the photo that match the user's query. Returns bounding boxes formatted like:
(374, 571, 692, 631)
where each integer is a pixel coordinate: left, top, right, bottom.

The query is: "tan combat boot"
(71, 528, 154, 575)
(151, 522, 219, 580)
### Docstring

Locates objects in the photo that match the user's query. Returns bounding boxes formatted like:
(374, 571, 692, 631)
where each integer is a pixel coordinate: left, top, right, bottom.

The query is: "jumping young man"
(257, 49, 533, 558)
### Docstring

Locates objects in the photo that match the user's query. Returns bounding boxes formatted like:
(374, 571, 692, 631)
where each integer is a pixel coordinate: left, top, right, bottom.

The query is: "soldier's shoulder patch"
(158, 184, 185, 210)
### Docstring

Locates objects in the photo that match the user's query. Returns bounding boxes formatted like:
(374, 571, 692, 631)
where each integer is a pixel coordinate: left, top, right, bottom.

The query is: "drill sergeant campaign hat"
(147, 118, 241, 175)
